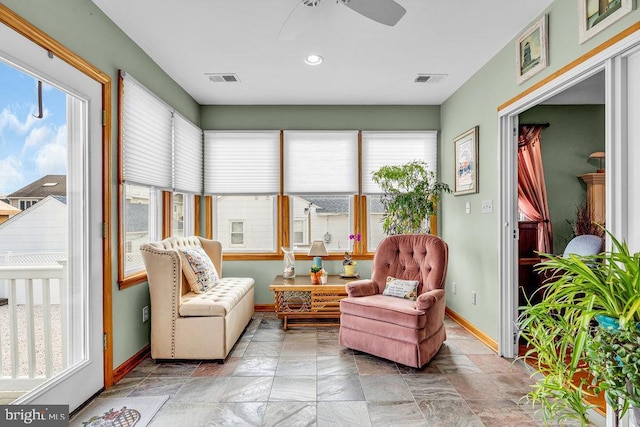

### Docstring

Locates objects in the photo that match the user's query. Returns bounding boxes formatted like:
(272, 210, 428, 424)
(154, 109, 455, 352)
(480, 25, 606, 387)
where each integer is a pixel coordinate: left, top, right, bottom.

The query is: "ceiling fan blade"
(340, 0, 406, 26)
(278, 0, 321, 41)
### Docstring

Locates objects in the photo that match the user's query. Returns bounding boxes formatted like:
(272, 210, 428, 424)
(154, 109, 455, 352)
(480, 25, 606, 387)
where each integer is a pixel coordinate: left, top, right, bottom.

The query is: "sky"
(0, 60, 67, 196)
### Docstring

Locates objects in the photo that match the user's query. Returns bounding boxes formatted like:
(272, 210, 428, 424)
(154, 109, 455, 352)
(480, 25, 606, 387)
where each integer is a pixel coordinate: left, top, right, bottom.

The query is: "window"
(204, 131, 280, 252)
(172, 193, 185, 237)
(119, 72, 202, 283)
(229, 220, 245, 246)
(291, 195, 352, 252)
(284, 131, 358, 253)
(19, 199, 38, 210)
(362, 131, 438, 251)
(212, 195, 276, 252)
(293, 219, 305, 245)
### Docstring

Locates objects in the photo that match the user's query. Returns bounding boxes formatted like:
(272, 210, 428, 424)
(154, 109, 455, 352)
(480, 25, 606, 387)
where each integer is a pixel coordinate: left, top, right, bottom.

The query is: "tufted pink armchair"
(339, 234, 448, 368)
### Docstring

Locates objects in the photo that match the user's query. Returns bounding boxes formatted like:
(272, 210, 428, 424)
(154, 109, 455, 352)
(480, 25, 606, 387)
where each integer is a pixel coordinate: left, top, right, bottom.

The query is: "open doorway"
(515, 70, 606, 355)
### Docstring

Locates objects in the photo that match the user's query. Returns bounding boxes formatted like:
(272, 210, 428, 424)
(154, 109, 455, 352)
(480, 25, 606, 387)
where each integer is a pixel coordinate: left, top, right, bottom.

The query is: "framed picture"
(516, 15, 548, 84)
(579, 0, 634, 44)
(453, 126, 479, 196)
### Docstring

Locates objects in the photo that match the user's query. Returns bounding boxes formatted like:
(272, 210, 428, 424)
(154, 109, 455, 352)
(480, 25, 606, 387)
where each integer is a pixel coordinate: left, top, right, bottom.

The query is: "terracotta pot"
(310, 272, 321, 284)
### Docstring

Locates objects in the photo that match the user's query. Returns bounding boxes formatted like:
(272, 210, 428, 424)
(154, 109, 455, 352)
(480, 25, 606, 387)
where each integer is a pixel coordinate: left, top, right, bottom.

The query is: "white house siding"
(0, 196, 67, 255)
(0, 196, 67, 304)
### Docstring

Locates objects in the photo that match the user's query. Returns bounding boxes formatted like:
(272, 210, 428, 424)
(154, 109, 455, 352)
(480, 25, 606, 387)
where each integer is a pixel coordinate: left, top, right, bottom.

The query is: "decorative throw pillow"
(382, 276, 419, 301)
(180, 247, 220, 293)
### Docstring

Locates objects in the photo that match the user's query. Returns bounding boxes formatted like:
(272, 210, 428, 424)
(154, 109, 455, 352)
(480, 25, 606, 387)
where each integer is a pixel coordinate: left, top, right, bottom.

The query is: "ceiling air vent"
(206, 73, 240, 83)
(414, 74, 446, 83)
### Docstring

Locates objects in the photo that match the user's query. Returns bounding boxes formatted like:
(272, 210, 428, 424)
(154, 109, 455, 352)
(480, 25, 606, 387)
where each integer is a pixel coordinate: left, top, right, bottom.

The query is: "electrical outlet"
(142, 306, 150, 323)
(452, 282, 457, 294)
(471, 291, 477, 305)
(481, 199, 493, 214)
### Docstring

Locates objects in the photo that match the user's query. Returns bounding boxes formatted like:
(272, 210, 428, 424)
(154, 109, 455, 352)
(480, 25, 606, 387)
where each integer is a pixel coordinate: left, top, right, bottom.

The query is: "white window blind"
(174, 114, 203, 194)
(121, 73, 173, 189)
(284, 131, 358, 195)
(361, 131, 438, 194)
(204, 131, 280, 194)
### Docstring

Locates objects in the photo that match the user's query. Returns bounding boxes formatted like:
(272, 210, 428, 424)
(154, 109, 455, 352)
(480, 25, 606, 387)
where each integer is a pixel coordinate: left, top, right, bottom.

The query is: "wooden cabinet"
(518, 221, 541, 307)
(579, 172, 605, 224)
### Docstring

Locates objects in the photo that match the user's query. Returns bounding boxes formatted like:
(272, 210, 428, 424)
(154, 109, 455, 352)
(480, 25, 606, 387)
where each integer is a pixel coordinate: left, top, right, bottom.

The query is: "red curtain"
(518, 125, 553, 254)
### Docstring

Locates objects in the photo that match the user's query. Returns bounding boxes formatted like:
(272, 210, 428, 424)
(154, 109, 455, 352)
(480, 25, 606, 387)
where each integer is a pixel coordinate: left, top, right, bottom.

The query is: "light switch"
(465, 201, 470, 214)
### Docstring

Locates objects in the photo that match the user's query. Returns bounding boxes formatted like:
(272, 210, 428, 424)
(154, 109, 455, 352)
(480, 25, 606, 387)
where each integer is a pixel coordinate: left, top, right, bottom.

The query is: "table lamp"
(308, 240, 328, 269)
(589, 151, 605, 173)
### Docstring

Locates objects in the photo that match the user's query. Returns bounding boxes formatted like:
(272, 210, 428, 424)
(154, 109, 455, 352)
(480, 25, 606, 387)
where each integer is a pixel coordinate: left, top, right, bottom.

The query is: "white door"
(0, 23, 103, 411)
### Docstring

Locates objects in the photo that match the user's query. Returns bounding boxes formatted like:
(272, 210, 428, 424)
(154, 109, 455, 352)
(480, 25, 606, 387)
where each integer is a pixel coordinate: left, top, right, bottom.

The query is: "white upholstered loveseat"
(140, 236, 254, 361)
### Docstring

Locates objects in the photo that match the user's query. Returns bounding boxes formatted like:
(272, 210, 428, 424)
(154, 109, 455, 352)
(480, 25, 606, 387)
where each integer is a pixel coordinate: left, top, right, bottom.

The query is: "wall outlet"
(481, 199, 493, 213)
(452, 281, 457, 294)
(471, 291, 477, 305)
(142, 306, 150, 323)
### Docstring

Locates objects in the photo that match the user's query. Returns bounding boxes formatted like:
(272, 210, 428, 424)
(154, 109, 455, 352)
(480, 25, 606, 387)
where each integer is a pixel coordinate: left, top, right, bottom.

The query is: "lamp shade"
(308, 241, 328, 257)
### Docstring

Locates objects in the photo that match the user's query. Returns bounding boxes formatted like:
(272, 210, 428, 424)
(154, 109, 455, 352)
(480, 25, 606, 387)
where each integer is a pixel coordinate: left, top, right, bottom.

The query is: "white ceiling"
(91, 0, 554, 105)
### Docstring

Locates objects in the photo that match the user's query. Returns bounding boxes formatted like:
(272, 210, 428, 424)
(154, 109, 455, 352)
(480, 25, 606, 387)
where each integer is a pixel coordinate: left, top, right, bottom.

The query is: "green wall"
(519, 105, 605, 254)
(200, 105, 440, 130)
(439, 1, 639, 340)
(2, 0, 200, 367)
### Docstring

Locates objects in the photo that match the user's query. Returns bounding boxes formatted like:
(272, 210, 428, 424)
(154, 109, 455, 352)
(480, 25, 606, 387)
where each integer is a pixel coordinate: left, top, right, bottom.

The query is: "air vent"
(414, 74, 446, 83)
(206, 73, 240, 83)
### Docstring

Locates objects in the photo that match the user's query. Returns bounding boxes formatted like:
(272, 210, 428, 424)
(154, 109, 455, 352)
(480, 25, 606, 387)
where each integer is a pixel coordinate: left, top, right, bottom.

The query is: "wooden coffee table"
(269, 274, 356, 330)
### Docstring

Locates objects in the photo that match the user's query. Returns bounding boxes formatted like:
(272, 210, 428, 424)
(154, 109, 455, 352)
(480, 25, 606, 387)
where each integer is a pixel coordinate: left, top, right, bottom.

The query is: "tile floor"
(89, 313, 553, 426)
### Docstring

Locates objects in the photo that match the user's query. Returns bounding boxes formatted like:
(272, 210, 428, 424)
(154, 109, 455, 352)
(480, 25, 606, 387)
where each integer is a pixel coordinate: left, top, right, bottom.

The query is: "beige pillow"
(382, 276, 419, 301)
(179, 247, 220, 293)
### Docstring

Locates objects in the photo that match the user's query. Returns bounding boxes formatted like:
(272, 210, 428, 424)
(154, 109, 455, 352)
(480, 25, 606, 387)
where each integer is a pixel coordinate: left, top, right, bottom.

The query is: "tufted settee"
(339, 234, 448, 368)
(140, 236, 254, 361)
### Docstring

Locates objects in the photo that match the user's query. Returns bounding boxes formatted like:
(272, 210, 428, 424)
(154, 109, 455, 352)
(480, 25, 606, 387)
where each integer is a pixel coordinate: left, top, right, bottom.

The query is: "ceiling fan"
(278, 0, 406, 41)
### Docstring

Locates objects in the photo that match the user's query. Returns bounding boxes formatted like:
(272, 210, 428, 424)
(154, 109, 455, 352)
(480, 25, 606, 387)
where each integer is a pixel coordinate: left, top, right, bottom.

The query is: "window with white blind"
(284, 131, 358, 253)
(362, 131, 439, 250)
(204, 131, 280, 252)
(119, 71, 202, 279)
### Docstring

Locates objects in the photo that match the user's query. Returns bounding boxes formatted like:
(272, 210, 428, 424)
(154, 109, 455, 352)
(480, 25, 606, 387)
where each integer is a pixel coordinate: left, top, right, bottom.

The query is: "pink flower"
(349, 233, 361, 242)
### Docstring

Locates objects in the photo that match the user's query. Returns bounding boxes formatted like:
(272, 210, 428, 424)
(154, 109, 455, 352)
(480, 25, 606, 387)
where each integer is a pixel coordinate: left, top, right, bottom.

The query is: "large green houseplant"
(518, 230, 640, 425)
(371, 160, 450, 235)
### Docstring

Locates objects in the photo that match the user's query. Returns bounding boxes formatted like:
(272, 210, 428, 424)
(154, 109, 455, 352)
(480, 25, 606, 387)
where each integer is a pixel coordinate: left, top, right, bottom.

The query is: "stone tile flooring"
(88, 313, 558, 426)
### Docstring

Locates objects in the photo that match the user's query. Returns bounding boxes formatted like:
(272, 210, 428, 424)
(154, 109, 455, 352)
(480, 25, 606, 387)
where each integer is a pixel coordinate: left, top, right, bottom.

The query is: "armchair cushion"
(340, 294, 427, 329)
(179, 246, 221, 293)
(382, 276, 419, 301)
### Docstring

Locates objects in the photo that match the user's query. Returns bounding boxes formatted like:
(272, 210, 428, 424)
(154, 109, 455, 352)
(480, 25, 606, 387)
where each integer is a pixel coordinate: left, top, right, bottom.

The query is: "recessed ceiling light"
(305, 54, 324, 66)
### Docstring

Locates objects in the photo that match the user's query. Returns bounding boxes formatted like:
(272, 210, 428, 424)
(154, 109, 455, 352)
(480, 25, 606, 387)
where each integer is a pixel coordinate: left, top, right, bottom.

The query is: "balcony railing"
(0, 261, 67, 398)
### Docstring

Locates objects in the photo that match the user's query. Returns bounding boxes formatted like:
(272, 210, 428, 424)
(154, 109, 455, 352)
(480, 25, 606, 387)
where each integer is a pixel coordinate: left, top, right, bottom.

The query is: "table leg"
(283, 316, 288, 331)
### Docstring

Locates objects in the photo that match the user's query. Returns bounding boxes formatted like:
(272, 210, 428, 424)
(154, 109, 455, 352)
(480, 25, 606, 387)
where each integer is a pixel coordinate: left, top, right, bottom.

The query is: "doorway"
(0, 21, 105, 411)
(498, 30, 640, 361)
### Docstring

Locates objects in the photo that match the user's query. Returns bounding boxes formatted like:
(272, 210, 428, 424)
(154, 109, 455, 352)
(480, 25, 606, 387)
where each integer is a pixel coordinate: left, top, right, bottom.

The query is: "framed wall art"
(516, 14, 548, 84)
(578, 0, 634, 44)
(453, 126, 479, 196)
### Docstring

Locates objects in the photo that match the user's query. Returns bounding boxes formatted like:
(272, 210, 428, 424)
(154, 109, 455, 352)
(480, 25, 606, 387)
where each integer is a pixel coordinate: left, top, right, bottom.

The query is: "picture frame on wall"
(516, 14, 548, 85)
(453, 126, 479, 196)
(578, 0, 634, 44)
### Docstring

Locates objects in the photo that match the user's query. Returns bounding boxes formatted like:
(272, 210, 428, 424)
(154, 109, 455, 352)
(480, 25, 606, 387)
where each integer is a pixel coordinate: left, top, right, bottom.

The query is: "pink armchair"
(339, 234, 448, 368)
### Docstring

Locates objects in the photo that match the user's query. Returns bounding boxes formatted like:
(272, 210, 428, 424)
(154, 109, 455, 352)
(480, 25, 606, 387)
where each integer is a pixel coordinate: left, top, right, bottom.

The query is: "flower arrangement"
(343, 233, 361, 266)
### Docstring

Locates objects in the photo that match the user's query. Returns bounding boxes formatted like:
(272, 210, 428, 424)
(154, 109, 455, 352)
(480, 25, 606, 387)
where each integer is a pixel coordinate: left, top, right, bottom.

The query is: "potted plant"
(371, 160, 450, 235)
(518, 230, 640, 426)
(342, 233, 360, 276)
(309, 265, 323, 285)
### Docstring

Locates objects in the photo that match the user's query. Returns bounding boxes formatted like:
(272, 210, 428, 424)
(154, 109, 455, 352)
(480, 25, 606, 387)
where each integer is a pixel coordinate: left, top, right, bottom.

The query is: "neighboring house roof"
(0, 195, 66, 230)
(6, 175, 67, 199)
(303, 196, 385, 214)
(0, 200, 21, 216)
(125, 202, 149, 233)
(304, 196, 349, 215)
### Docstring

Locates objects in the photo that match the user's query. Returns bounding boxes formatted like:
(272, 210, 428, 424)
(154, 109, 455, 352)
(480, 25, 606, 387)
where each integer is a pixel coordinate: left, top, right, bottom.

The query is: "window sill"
(119, 271, 148, 289)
